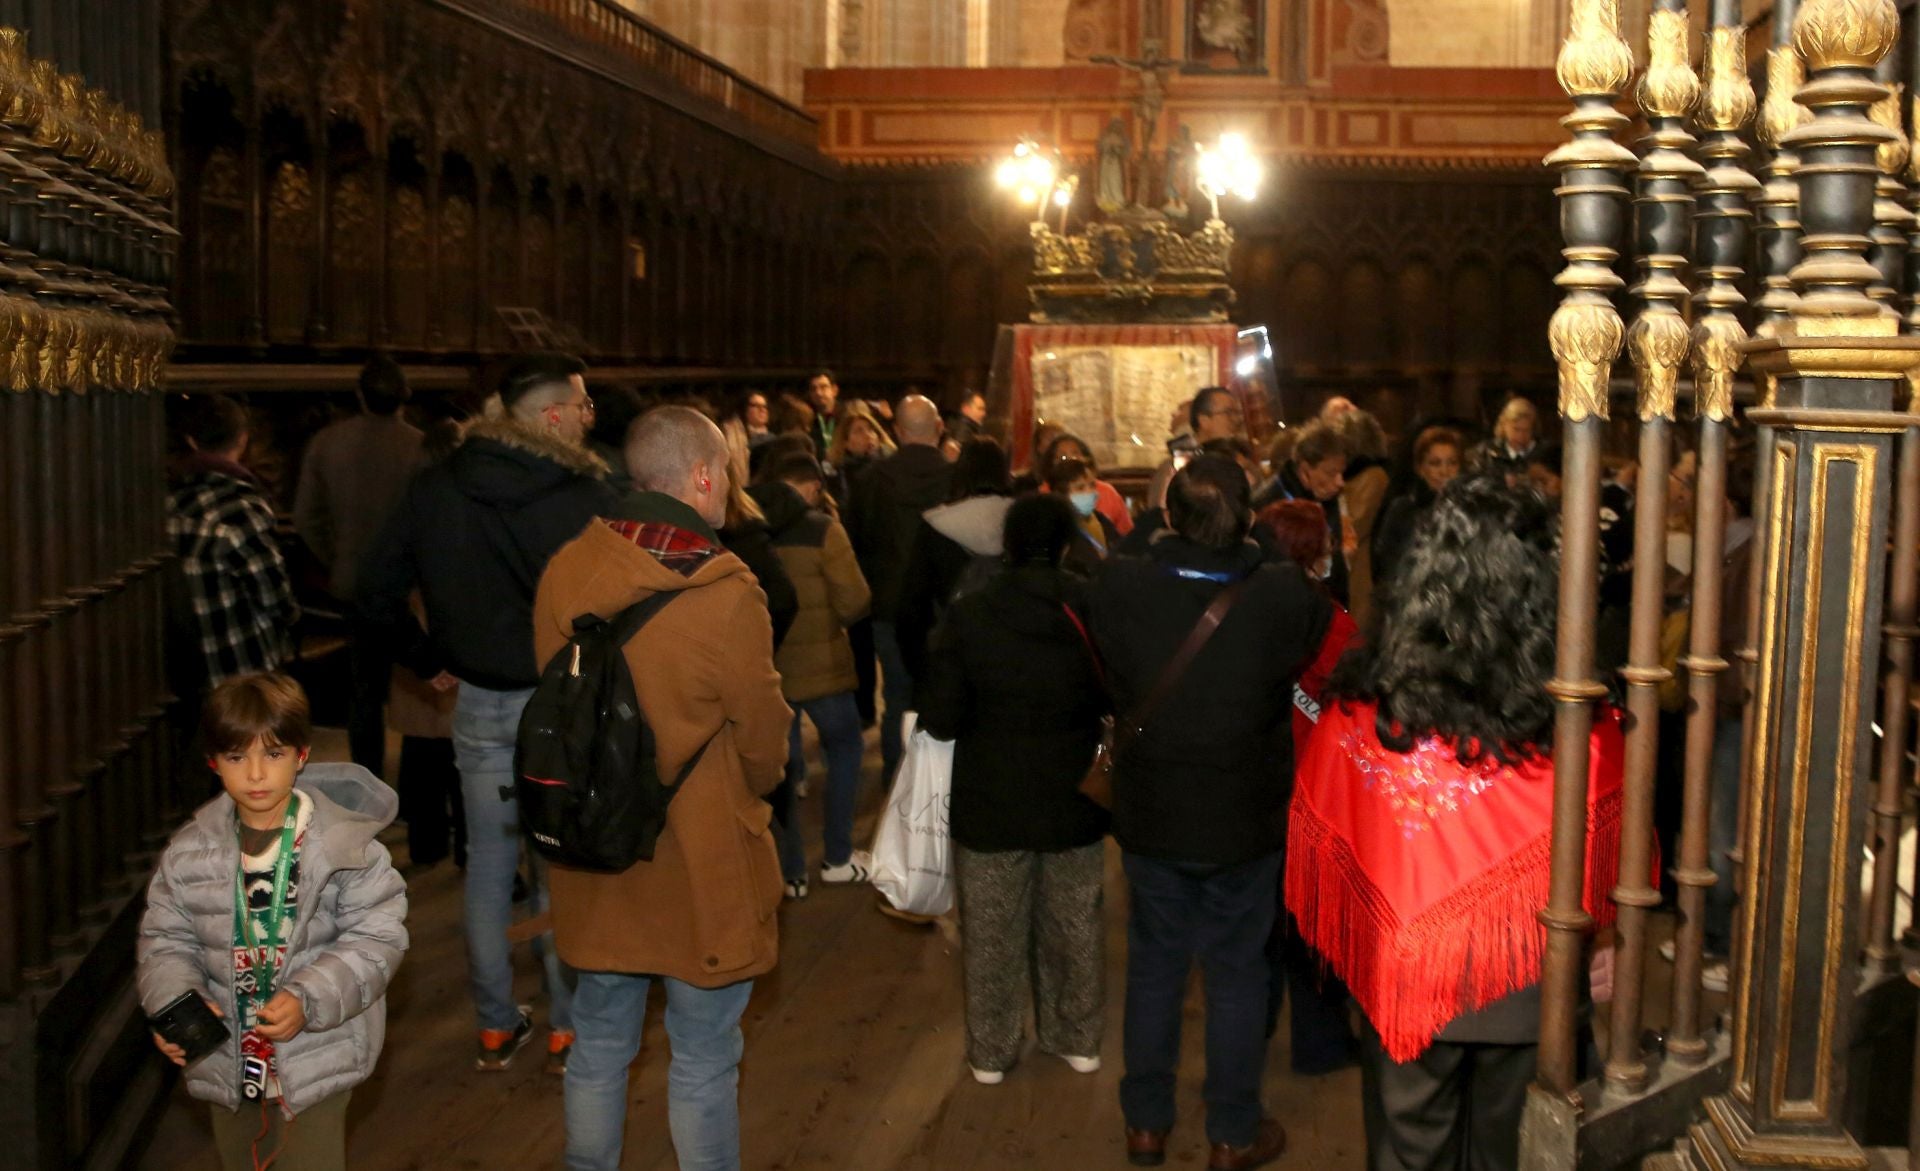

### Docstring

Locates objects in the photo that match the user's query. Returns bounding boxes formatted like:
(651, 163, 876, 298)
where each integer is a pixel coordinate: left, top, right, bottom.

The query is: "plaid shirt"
(168, 464, 297, 684)
(605, 519, 720, 577)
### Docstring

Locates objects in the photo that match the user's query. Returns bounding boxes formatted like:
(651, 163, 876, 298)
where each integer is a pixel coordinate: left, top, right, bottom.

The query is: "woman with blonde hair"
(827, 400, 895, 498)
(1471, 396, 1540, 485)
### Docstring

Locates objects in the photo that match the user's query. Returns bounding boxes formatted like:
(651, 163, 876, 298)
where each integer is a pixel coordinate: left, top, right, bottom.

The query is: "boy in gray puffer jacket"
(139, 672, 408, 1170)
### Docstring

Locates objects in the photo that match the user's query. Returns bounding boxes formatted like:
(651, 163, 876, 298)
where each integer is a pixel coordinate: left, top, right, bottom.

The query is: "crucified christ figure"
(1088, 38, 1177, 209)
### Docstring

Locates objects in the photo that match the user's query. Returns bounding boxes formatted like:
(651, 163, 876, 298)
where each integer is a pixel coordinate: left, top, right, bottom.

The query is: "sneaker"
(784, 877, 810, 900)
(1062, 1054, 1101, 1074)
(546, 1029, 575, 1075)
(820, 850, 873, 885)
(970, 1066, 1005, 1085)
(1659, 939, 1677, 963)
(1703, 961, 1729, 994)
(476, 1006, 534, 1071)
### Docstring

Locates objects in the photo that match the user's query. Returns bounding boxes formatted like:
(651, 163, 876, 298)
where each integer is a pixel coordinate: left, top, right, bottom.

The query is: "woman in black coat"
(894, 437, 1014, 693)
(918, 493, 1111, 1084)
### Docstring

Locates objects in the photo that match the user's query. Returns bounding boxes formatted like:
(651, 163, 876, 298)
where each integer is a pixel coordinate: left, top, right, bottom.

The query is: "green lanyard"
(234, 793, 300, 1011)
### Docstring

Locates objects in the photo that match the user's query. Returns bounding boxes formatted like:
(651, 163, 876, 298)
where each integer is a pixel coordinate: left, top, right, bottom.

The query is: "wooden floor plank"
(138, 728, 1373, 1170)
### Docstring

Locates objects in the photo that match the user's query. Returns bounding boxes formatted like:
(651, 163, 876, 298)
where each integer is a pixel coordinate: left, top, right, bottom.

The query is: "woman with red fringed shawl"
(1286, 476, 1626, 1170)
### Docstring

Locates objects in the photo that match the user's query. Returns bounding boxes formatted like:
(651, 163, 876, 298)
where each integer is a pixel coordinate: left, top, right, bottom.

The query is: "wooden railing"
(508, 0, 818, 148)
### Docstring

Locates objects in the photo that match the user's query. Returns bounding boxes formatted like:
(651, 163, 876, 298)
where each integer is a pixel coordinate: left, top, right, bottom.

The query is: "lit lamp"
(1195, 132, 1263, 224)
(994, 137, 1058, 224)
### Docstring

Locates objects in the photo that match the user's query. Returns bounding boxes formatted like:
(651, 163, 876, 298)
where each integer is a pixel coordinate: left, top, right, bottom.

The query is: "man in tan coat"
(533, 406, 791, 1171)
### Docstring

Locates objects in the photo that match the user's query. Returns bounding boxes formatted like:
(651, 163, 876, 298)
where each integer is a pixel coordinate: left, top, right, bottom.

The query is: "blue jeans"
(1120, 850, 1282, 1148)
(453, 683, 573, 1033)
(786, 692, 866, 869)
(872, 620, 913, 785)
(564, 971, 754, 1171)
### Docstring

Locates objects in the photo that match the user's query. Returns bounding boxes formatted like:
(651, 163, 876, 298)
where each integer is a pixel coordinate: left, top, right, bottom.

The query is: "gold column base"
(1688, 1096, 1871, 1170)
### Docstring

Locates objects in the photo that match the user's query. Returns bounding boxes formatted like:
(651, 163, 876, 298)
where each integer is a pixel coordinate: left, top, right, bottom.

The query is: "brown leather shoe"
(1208, 1118, 1287, 1171)
(1124, 1126, 1169, 1166)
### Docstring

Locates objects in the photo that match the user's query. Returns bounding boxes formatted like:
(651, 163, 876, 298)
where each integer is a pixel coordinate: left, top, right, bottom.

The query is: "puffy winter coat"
(136, 765, 408, 1116)
(750, 481, 871, 702)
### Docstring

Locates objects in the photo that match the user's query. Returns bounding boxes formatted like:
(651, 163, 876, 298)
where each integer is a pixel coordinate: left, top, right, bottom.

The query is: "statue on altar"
(1016, 39, 1243, 324)
(1161, 123, 1196, 221)
(1096, 118, 1130, 214)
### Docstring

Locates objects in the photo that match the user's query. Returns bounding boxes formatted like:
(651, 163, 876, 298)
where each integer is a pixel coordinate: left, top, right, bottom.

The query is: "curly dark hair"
(1328, 475, 1560, 764)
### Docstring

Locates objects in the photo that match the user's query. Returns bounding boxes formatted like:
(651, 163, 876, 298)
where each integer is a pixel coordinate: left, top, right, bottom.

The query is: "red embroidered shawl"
(1286, 699, 1626, 1062)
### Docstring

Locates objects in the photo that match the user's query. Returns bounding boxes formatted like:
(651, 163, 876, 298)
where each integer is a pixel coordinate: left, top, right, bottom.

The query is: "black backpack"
(515, 591, 709, 872)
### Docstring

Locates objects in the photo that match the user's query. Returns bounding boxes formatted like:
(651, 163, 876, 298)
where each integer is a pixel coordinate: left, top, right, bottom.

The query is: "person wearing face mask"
(1044, 455, 1119, 577)
(1370, 426, 1464, 591)
(1038, 432, 1134, 537)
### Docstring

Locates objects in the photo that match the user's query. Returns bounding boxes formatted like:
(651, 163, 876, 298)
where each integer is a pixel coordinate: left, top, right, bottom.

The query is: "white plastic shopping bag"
(869, 712, 954, 917)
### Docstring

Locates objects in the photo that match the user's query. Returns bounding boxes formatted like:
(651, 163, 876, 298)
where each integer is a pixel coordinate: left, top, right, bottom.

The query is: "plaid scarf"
(605, 519, 720, 577)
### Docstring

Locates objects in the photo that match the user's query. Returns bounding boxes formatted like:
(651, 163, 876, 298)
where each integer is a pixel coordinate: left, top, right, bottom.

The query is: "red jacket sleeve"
(1299, 605, 1357, 706)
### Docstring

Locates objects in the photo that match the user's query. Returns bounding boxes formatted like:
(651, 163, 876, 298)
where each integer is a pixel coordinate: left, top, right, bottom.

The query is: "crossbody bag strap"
(1060, 603, 1108, 694)
(1119, 579, 1246, 747)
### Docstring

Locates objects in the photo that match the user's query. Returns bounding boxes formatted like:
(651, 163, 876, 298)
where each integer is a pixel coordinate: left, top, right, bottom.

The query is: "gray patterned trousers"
(954, 841, 1107, 1072)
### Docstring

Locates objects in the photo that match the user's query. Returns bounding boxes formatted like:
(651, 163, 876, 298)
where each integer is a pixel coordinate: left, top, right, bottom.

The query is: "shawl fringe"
(1286, 784, 1622, 1064)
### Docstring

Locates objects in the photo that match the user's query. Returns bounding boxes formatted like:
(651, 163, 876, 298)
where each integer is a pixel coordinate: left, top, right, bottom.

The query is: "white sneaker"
(1659, 939, 1677, 963)
(783, 878, 809, 901)
(970, 1066, 1005, 1085)
(1702, 961, 1729, 994)
(820, 850, 873, 885)
(1062, 1054, 1101, 1074)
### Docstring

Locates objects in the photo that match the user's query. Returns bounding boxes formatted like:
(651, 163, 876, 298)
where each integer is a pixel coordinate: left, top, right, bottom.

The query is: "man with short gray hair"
(535, 404, 791, 1171)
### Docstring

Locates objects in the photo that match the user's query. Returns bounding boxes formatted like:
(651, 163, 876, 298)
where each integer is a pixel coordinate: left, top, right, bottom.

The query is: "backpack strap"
(577, 589, 683, 642)
(594, 590, 713, 785)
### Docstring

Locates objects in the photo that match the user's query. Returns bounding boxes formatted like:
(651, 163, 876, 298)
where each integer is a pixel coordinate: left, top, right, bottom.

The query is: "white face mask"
(1070, 489, 1099, 518)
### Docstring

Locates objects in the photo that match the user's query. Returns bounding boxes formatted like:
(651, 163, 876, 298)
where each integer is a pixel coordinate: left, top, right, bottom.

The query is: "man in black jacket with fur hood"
(358, 351, 614, 1073)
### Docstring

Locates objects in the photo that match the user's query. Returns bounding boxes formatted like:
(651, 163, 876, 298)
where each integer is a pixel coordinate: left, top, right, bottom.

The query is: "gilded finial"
(1638, 9, 1699, 120)
(1700, 27, 1757, 133)
(1550, 302, 1622, 423)
(1628, 312, 1689, 422)
(1792, 0, 1898, 73)
(1759, 48, 1812, 150)
(1558, 0, 1635, 98)
(1691, 314, 1746, 422)
(1872, 82, 1909, 173)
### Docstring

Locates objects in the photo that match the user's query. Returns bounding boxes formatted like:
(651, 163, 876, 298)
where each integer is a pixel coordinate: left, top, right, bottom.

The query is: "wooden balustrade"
(503, 0, 818, 147)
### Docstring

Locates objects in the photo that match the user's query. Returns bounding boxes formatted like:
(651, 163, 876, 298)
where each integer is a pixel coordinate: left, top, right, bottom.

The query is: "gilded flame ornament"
(1700, 28, 1757, 133)
(1637, 10, 1699, 121)
(1557, 0, 1634, 99)
(1793, 0, 1898, 73)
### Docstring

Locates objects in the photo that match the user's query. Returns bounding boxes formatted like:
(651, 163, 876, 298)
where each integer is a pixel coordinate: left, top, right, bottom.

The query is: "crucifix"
(1089, 37, 1178, 208)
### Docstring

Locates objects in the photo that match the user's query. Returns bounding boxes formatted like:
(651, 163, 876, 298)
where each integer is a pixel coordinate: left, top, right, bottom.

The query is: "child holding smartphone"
(139, 672, 409, 1170)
